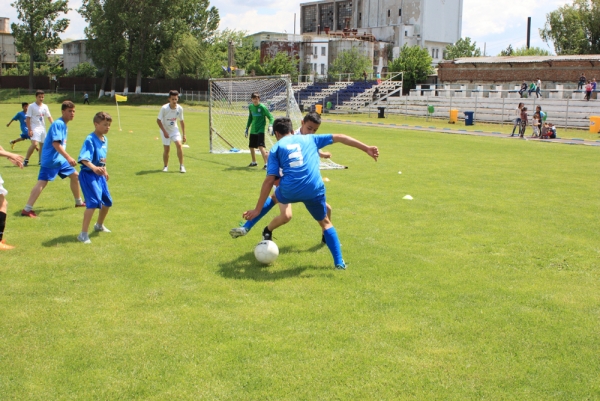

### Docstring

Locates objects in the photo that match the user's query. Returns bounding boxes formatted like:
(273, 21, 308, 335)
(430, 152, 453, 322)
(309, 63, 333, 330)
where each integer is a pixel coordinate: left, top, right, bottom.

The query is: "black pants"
(83, 99, 89, 104)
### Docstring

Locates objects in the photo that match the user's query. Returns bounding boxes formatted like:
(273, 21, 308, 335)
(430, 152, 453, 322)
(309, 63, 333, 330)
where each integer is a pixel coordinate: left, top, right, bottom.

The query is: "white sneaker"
(162, 166, 168, 172)
(94, 224, 111, 233)
(77, 233, 91, 244)
(180, 165, 186, 173)
(229, 227, 248, 238)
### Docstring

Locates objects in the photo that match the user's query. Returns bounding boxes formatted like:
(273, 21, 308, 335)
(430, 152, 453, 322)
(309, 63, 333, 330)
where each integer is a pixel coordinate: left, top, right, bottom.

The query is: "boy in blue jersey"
(77, 112, 113, 244)
(242, 117, 379, 269)
(21, 101, 85, 218)
(230, 112, 332, 242)
(7, 103, 30, 149)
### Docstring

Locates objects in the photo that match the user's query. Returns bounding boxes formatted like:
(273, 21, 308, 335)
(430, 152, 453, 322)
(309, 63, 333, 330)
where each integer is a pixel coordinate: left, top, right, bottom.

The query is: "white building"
(63, 40, 94, 72)
(300, 0, 463, 64)
(0, 17, 18, 72)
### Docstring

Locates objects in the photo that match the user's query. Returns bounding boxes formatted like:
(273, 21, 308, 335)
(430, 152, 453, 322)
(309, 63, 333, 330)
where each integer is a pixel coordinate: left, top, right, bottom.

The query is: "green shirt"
(246, 103, 274, 134)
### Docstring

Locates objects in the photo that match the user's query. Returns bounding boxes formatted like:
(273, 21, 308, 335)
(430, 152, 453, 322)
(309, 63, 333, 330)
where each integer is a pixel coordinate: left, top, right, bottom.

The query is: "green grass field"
(1, 102, 599, 399)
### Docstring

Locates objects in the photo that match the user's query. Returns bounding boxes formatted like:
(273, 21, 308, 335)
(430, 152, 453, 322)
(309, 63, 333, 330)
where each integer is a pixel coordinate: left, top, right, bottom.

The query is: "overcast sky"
(0, 0, 571, 55)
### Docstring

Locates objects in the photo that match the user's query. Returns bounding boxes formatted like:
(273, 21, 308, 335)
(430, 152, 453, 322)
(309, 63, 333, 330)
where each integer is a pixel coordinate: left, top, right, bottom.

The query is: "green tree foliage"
(327, 47, 372, 80)
(65, 62, 98, 78)
(540, 0, 600, 54)
(160, 33, 204, 79)
(444, 37, 482, 59)
(10, 0, 69, 89)
(200, 30, 259, 78)
(251, 52, 298, 81)
(498, 44, 551, 56)
(388, 44, 434, 90)
(499, 45, 514, 56)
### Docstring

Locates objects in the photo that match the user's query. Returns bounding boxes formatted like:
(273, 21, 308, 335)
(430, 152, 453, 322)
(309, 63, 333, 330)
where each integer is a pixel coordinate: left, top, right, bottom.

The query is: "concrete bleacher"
(379, 96, 599, 129)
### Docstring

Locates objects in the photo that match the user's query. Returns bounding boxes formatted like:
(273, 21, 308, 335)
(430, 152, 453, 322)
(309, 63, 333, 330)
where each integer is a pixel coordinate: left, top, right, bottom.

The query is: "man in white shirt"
(25, 90, 53, 167)
(157, 90, 186, 173)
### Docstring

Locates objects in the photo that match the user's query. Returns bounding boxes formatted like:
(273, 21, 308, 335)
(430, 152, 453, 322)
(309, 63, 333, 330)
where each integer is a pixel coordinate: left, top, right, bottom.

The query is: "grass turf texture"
(1, 103, 599, 399)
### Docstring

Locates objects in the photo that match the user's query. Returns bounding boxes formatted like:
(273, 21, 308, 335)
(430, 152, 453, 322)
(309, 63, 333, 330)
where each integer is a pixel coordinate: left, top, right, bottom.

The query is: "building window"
(319, 3, 334, 31)
(436, 49, 439, 59)
(431, 48, 435, 58)
(399, 8, 402, 16)
(302, 5, 317, 33)
(314, 63, 317, 72)
(321, 63, 325, 75)
(336, 1, 353, 31)
(321, 47, 326, 56)
(388, 10, 390, 17)
(314, 46, 318, 56)
(405, 31, 407, 36)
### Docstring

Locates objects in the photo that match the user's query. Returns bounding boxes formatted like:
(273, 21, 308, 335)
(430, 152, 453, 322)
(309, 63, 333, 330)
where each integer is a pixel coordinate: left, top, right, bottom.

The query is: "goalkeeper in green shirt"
(245, 92, 274, 169)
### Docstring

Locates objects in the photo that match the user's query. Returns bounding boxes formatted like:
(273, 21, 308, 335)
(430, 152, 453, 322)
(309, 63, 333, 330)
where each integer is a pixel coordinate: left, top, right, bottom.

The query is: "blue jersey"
(12, 111, 28, 134)
(41, 118, 68, 169)
(78, 133, 107, 173)
(267, 134, 333, 201)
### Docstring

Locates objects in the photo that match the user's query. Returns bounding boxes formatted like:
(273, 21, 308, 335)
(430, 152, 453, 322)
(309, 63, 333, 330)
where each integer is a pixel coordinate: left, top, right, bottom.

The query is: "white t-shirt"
(294, 127, 301, 135)
(26, 103, 52, 135)
(158, 104, 184, 136)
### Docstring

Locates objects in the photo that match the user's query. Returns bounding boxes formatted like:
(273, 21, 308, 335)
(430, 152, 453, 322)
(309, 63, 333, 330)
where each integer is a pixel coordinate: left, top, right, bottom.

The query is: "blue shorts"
(275, 187, 328, 221)
(79, 170, 112, 209)
(20, 131, 30, 140)
(38, 161, 77, 181)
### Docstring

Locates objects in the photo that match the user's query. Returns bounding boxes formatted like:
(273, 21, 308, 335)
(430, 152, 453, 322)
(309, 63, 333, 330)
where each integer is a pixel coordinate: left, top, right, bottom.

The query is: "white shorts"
(31, 129, 46, 143)
(161, 131, 181, 146)
(0, 175, 7, 196)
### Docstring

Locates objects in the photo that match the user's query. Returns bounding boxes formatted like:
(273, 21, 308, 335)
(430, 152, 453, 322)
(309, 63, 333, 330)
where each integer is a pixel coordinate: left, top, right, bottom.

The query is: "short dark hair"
(21, 102, 28, 107)
(273, 117, 293, 136)
(93, 111, 112, 124)
(522, 107, 527, 111)
(61, 101, 75, 110)
(35, 90, 45, 97)
(169, 90, 179, 97)
(251, 92, 260, 99)
(303, 111, 321, 125)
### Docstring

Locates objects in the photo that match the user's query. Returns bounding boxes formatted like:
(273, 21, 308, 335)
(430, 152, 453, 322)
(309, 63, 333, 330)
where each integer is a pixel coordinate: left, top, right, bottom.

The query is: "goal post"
(209, 75, 303, 154)
(208, 74, 347, 169)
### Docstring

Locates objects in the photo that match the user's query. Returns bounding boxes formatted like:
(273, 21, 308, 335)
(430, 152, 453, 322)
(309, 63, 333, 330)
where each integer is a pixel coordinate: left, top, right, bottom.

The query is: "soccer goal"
(209, 75, 347, 169)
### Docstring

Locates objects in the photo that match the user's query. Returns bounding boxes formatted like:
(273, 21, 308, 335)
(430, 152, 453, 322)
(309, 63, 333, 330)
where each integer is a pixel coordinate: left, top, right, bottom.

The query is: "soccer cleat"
(262, 165, 267, 170)
(0, 240, 15, 250)
(248, 162, 257, 167)
(23, 160, 28, 167)
(94, 224, 111, 233)
(21, 209, 37, 218)
(335, 261, 347, 270)
(229, 227, 248, 238)
(77, 233, 91, 244)
(262, 226, 272, 241)
(75, 202, 87, 208)
(180, 165, 186, 173)
(162, 166, 168, 172)
(10, 141, 15, 149)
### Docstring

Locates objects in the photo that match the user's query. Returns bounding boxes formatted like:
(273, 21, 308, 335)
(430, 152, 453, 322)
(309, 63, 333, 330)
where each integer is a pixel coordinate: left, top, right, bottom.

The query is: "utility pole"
(526, 17, 531, 49)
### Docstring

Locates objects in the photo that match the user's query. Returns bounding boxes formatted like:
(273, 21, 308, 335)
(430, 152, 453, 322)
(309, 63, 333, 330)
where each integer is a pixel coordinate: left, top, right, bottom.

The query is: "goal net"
(209, 75, 347, 169)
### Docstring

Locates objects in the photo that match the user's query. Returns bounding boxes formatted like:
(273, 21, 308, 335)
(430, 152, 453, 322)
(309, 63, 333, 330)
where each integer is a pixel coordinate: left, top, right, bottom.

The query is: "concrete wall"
(63, 40, 95, 71)
(438, 60, 600, 86)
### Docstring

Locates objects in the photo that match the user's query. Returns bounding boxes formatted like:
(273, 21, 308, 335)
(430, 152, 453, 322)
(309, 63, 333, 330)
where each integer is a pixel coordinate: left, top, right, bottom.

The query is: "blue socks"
(244, 196, 275, 231)
(324, 226, 344, 267)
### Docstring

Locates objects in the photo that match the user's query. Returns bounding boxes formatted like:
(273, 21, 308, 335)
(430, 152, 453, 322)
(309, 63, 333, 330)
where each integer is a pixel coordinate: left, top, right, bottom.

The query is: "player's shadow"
(12, 206, 69, 217)
(217, 244, 329, 281)
(42, 235, 80, 247)
(135, 170, 164, 175)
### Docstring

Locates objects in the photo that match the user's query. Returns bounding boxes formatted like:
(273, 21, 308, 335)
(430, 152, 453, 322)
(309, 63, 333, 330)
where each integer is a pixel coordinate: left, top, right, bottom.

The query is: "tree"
(327, 47, 372, 80)
(160, 33, 204, 78)
(66, 62, 98, 78)
(388, 45, 434, 90)
(444, 37, 482, 59)
(512, 46, 552, 56)
(199, 30, 258, 78)
(540, 0, 600, 54)
(10, 0, 69, 89)
(252, 52, 298, 80)
(499, 44, 514, 56)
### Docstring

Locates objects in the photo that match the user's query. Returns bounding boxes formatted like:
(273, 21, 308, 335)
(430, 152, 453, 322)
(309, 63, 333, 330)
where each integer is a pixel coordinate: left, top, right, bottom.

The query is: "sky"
(0, 0, 572, 56)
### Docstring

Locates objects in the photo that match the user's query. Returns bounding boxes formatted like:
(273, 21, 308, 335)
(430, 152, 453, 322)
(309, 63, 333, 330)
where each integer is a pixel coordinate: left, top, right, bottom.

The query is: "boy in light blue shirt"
(242, 117, 379, 269)
(7, 103, 30, 149)
(77, 112, 113, 244)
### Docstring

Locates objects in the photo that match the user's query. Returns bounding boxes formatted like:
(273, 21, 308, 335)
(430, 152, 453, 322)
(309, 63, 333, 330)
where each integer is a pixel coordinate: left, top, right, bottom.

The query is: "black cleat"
(262, 226, 272, 241)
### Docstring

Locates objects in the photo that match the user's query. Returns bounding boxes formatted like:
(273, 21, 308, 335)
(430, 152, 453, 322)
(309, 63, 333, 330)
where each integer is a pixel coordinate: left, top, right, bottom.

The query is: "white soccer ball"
(254, 240, 279, 264)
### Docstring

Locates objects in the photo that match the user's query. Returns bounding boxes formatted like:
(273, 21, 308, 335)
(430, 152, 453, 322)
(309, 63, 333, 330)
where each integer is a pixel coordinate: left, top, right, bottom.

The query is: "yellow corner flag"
(115, 94, 128, 102)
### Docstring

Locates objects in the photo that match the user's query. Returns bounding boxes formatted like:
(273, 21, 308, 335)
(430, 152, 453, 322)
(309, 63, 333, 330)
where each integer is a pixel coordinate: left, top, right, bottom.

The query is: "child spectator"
(519, 107, 528, 138)
(585, 81, 593, 101)
(519, 81, 527, 98)
(535, 78, 542, 98)
(532, 112, 541, 137)
(540, 123, 549, 139)
(77, 112, 113, 244)
(510, 102, 524, 136)
(528, 81, 537, 97)
(578, 73, 586, 90)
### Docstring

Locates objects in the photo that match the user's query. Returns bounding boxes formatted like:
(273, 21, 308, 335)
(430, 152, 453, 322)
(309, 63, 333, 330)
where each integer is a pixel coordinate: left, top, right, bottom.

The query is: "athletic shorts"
(249, 133, 265, 148)
(274, 187, 328, 221)
(0, 174, 7, 196)
(38, 161, 77, 181)
(79, 170, 112, 209)
(20, 130, 30, 140)
(30, 129, 46, 143)
(161, 131, 182, 146)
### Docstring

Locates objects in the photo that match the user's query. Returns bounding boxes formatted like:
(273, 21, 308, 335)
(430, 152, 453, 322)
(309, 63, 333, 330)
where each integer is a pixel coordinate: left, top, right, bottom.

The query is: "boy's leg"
(317, 216, 345, 269)
(68, 172, 84, 205)
(231, 194, 279, 238)
(96, 205, 110, 227)
(249, 147, 256, 163)
(24, 140, 38, 165)
(22, 180, 48, 216)
(258, 146, 268, 165)
(174, 141, 184, 170)
(262, 202, 293, 239)
(81, 208, 95, 235)
(163, 145, 170, 168)
(0, 195, 13, 249)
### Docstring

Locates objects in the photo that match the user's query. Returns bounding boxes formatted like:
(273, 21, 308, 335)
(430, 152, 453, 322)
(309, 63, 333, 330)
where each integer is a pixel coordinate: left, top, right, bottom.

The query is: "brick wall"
(438, 60, 600, 86)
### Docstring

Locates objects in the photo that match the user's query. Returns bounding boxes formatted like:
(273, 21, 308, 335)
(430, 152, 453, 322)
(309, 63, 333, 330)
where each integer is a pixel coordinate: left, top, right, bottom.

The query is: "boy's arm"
(52, 142, 77, 166)
(331, 134, 379, 161)
(0, 147, 24, 168)
(318, 150, 331, 159)
(80, 159, 108, 178)
(180, 120, 186, 142)
(243, 175, 277, 220)
(156, 119, 169, 138)
(6, 120, 12, 127)
(263, 105, 274, 134)
(246, 109, 252, 133)
(26, 117, 32, 137)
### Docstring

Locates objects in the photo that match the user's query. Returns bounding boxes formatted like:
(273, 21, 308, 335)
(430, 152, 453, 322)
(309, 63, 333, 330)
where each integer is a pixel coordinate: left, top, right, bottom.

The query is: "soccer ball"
(254, 240, 279, 264)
